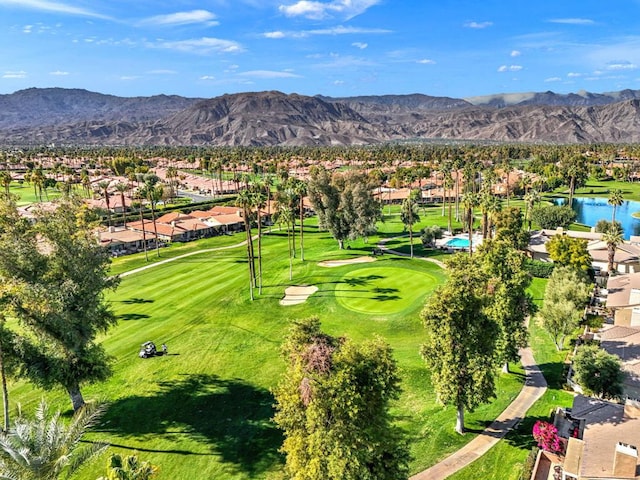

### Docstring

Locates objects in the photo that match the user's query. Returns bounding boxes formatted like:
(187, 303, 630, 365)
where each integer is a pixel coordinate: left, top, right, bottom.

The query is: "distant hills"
(2, 87, 640, 146)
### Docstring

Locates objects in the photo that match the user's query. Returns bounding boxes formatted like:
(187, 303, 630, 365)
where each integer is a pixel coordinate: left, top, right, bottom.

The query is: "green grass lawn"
(8, 182, 61, 205)
(7, 215, 532, 479)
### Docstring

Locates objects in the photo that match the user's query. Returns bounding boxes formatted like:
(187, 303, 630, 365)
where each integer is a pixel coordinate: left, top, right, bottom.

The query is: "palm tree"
(276, 203, 295, 281)
(0, 400, 107, 480)
(293, 180, 307, 261)
(166, 166, 178, 202)
(97, 453, 158, 480)
(602, 224, 624, 275)
(235, 189, 255, 301)
(608, 188, 624, 225)
(400, 190, 420, 258)
(97, 180, 112, 227)
(461, 192, 478, 255)
(114, 182, 129, 227)
(140, 175, 163, 258)
(525, 189, 541, 230)
(250, 184, 266, 294)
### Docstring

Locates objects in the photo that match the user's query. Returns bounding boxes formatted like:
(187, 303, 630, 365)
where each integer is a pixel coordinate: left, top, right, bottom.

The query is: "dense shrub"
(525, 259, 555, 278)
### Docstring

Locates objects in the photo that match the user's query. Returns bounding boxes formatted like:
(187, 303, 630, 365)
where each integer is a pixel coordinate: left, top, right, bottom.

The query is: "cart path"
(409, 346, 547, 480)
(377, 236, 446, 268)
(118, 235, 258, 278)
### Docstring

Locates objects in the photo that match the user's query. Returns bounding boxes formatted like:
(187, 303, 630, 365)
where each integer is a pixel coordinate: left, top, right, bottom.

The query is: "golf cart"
(139, 341, 157, 358)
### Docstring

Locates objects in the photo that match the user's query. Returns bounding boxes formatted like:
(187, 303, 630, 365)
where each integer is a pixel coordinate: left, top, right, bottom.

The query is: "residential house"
(554, 395, 640, 480)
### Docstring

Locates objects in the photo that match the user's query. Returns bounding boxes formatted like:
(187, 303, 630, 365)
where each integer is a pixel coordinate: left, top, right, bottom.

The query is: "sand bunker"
(280, 285, 319, 306)
(318, 256, 376, 268)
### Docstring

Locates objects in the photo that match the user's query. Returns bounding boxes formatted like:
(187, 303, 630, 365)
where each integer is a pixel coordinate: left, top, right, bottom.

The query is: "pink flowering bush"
(532, 420, 563, 454)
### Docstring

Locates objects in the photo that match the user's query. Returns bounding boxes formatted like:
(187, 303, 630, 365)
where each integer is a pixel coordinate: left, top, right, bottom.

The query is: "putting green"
(334, 266, 439, 315)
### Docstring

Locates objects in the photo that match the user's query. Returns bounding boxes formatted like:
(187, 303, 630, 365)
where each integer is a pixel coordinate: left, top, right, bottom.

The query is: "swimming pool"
(445, 237, 470, 248)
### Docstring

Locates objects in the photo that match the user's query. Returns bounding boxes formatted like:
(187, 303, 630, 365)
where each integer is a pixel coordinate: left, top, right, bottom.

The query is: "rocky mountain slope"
(2, 87, 640, 146)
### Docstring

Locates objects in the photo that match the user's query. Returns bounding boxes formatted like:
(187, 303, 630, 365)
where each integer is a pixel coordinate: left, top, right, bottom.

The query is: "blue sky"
(2, 0, 640, 99)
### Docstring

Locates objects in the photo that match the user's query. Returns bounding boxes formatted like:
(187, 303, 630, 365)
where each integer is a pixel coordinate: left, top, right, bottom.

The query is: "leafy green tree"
(421, 254, 498, 434)
(531, 204, 576, 230)
(546, 234, 592, 273)
(594, 219, 622, 234)
(308, 167, 381, 249)
(560, 154, 589, 206)
(0, 400, 107, 480)
(478, 240, 532, 373)
(273, 317, 410, 480)
(572, 344, 624, 399)
(97, 453, 159, 480)
(536, 266, 591, 350)
(0, 172, 11, 198)
(607, 188, 624, 225)
(3, 198, 119, 411)
(400, 190, 421, 258)
(492, 207, 530, 250)
(421, 225, 443, 248)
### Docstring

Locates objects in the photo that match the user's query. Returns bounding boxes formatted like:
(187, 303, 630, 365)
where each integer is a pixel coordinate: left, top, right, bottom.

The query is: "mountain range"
(2, 87, 640, 146)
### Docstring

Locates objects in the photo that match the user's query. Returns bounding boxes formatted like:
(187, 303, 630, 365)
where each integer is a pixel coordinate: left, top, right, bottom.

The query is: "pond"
(554, 197, 640, 239)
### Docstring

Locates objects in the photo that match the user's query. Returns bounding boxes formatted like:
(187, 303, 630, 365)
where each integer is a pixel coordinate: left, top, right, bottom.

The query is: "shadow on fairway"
(121, 297, 155, 304)
(118, 313, 151, 321)
(100, 374, 283, 475)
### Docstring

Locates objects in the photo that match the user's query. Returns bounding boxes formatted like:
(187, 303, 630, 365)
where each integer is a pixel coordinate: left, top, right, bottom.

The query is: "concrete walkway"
(377, 236, 446, 268)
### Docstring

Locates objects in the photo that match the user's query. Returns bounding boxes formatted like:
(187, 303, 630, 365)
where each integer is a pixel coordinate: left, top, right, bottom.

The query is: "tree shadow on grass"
(117, 313, 151, 321)
(121, 297, 155, 304)
(99, 374, 283, 476)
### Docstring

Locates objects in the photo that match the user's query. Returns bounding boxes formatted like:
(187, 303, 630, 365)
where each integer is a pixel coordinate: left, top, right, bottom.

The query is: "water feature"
(554, 197, 640, 239)
(445, 237, 470, 248)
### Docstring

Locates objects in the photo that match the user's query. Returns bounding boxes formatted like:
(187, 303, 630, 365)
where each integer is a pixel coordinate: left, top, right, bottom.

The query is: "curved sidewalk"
(410, 347, 547, 480)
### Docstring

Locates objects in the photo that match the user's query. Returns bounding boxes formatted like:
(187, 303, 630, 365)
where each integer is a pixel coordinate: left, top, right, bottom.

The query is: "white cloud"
(510, 50, 521, 57)
(238, 70, 302, 78)
(333, 80, 344, 85)
(23, 24, 32, 33)
(567, 72, 582, 77)
(263, 31, 285, 38)
(498, 65, 523, 72)
(139, 10, 218, 27)
(417, 59, 435, 64)
(49, 70, 68, 75)
(147, 69, 177, 74)
(308, 25, 389, 35)
(313, 54, 377, 68)
(544, 77, 562, 82)
(3, 70, 27, 78)
(352, 42, 367, 49)
(548, 18, 594, 25)
(152, 37, 244, 54)
(266, 25, 390, 38)
(464, 21, 493, 29)
(279, 0, 379, 21)
(200, 75, 216, 80)
(120, 76, 139, 80)
(606, 61, 637, 70)
(0, 0, 110, 19)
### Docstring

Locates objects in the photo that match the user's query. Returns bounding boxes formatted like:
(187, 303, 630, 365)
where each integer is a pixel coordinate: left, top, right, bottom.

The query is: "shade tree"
(536, 266, 591, 350)
(273, 317, 410, 480)
(420, 254, 498, 434)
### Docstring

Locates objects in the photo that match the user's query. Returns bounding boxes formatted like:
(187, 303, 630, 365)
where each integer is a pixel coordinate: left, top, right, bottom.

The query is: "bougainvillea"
(532, 420, 563, 454)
